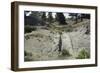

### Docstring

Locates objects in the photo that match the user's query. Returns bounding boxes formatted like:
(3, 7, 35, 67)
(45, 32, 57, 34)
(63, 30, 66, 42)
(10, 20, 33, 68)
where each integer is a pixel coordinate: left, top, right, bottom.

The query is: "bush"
(25, 26, 37, 33)
(24, 51, 33, 61)
(61, 49, 71, 56)
(24, 51, 32, 57)
(24, 51, 27, 56)
(76, 49, 90, 59)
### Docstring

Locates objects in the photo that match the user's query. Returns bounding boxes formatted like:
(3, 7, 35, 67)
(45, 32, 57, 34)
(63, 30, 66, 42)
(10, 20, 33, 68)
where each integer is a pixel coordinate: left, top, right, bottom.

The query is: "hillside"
(24, 19, 90, 61)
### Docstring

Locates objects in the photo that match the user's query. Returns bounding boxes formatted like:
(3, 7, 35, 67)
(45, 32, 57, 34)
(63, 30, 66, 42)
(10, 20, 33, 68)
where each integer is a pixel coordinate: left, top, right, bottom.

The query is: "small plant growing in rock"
(61, 49, 71, 56)
(76, 49, 90, 59)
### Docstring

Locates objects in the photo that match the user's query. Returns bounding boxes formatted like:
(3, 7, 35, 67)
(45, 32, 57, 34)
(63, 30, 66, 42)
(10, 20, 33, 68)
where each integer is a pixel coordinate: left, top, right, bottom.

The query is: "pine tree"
(75, 13, 78, 23)
(56, 13, 66, 24)
(48, 12, 53, 23)
(69, 13, 78, 24)
(80, 14, 83, 22)
(41, 12, 46, 21)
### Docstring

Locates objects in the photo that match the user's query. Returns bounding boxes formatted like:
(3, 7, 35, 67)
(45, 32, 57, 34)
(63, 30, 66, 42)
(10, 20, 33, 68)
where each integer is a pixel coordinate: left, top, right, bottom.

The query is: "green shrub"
(61, 49, 71, 56)
(24, 51, 27, 56)
(24, 51, 33, 61)
(24, 51, 32, 56)
(76, 49, 90, 59)
(25, 26, 37, 33)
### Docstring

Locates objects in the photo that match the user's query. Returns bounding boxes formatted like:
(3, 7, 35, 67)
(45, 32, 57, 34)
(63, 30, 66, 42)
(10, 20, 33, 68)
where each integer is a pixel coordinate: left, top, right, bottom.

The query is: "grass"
(76, 49, 90, 59)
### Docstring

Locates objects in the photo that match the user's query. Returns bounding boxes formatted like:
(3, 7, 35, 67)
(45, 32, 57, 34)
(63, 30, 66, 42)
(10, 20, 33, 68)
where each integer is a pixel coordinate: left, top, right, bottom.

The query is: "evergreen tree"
(48, 12, 53, 23)
(56, 13, 66, 24)
(81, 14, 90, 19)
(69, 13, 78, 24)
(80, 14, 83, 22)
(75, 13, 78, 23)
(41, 12, 46, 21)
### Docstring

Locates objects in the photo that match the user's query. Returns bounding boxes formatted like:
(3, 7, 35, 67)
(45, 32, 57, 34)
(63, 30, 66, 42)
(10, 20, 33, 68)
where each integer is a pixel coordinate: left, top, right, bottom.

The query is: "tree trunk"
(58, 33, 62, 52)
